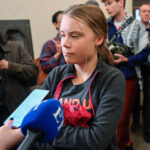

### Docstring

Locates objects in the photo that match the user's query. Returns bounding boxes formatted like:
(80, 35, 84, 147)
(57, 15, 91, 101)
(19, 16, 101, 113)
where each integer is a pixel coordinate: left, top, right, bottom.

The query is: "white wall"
(0, 0, 132, 58)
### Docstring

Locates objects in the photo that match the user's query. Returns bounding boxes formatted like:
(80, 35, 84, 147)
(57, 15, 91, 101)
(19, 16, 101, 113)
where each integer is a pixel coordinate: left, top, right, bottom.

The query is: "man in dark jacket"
(131, 3, 150, 143)
(0, 32, 39, 125)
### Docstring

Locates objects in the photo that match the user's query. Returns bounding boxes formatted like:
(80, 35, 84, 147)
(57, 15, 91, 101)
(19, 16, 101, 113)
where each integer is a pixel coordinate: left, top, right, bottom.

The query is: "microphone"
(17, 98, 64, 150)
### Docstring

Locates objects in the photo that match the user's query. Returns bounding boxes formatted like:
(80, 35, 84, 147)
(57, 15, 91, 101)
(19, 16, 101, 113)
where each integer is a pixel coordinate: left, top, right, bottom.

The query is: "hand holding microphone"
(17, 98, 64, 150)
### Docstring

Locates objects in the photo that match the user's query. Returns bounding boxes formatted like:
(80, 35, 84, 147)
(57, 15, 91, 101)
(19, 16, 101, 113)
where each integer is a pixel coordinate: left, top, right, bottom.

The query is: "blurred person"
(140, 3, 150, 29)
(0, 32, 39, 126)
(85, 0, 99, 6)
(0, 4, 125, 150)
(39, 10, 66, 73)
(35, 10, 66, 85)
(101, 0, 150, 150)
(131, 3, 150, 143)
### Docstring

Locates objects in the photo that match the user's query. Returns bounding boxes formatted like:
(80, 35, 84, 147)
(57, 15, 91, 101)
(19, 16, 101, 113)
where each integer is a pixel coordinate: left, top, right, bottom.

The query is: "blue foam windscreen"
(21, 99, 64, 143)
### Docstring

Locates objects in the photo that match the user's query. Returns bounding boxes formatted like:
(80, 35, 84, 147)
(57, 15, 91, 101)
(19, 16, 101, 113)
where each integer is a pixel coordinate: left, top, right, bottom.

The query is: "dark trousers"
(132, 64, 150, 135)
(132, 81, 141, 124)
(142, 69, 150, 135)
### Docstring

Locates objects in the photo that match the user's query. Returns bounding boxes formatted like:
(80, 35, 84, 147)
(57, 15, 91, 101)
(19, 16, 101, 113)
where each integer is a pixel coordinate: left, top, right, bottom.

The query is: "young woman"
(0, 4, 125, 150)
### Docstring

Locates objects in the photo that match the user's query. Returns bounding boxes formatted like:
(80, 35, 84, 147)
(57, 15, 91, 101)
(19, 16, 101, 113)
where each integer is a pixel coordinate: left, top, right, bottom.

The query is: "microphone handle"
(17, 128, 44, 150)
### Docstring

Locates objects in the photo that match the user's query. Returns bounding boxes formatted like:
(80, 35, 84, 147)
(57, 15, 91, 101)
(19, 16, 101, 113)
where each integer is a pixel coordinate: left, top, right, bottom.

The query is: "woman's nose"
(61, 36, 71, 48)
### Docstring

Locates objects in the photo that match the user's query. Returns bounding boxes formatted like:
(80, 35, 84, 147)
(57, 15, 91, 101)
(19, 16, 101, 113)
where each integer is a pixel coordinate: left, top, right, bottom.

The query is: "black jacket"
(40, 55, 125, 150)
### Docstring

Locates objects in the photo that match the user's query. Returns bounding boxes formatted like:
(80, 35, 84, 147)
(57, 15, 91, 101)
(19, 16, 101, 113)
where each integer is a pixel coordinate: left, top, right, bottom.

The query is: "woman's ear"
(95, 36, 104, 46)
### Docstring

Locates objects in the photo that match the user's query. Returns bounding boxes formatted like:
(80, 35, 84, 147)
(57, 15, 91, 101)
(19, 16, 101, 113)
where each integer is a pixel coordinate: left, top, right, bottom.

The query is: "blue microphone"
(17, 99, 64, 150)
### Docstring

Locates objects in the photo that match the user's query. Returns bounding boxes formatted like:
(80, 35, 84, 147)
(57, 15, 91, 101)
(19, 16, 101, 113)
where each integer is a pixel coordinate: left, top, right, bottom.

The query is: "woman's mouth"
(63, 52, 73, 56)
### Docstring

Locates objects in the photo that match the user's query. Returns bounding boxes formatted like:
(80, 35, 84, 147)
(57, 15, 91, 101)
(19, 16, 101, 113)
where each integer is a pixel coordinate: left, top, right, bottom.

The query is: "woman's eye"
(72, 34, 79, 38)
(60, 34, 65, 38)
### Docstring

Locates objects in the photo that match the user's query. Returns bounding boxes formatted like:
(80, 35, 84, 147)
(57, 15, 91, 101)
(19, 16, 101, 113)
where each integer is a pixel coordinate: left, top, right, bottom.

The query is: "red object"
(54, 73, 97, 128)
(34, 58, 48, 85)
(117, 77, 137, 150)
(62, 103, 91, 128)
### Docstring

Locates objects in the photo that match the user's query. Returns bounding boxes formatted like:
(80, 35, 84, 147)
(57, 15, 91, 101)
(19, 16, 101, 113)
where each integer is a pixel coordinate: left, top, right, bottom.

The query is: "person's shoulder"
(4, 41, 23, 51)
(130, 18, 148, 35)
(128, 16, 144, 28)
(53, 34, 61, 41)
(131, 18, 141, 26)
(124, 15, 146, 34)
(98, 56, 124, 79)
(107, 17, 112, 22)
(45, 64, 73, 85)
(107, 17, 113, 24)
(42, 39, 53, 46)
(108, 63, 123, 74)
(111, 65, 124, 77)
(106, 66, 125, 88)
(42, 35, 59, 46)
(6, 40, 20, 46)
(102, 62, 125, 81)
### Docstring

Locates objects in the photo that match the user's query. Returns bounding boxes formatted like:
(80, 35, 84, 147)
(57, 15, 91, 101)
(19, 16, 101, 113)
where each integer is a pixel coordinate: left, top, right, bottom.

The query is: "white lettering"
(53, 106, 63, 131)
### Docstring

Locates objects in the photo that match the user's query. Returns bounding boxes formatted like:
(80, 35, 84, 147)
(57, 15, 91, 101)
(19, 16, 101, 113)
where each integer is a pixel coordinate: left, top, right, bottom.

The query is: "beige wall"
(0, 0, 132, 58)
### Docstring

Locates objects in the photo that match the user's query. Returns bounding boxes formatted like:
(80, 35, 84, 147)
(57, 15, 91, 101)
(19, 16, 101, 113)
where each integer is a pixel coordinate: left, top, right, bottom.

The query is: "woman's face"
(60, 15, 102, 65)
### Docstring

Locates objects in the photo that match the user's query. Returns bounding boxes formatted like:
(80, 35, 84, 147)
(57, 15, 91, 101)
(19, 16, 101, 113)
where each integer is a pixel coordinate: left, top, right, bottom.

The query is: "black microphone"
(17, 99, 64, 150)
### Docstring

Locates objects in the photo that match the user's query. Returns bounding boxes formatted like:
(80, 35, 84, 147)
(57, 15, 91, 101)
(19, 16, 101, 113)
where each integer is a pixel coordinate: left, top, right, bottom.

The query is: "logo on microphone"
(53, 106, 63, 131)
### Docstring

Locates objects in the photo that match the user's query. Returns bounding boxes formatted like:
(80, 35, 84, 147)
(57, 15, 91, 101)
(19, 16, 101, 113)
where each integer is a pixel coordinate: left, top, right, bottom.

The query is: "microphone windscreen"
(21, 99, 64, 143)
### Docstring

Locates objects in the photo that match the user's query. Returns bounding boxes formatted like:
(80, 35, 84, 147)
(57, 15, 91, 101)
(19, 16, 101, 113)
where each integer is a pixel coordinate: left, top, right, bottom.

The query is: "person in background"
(140, 3, 150, 30)
(131, 3, 150, 143)
(85, 0, 99, 6)
(0, 4, 125, 150)
(101, 0, 149, 150)
(0, 32, 39, 126)
(39, 10, 66, 74)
